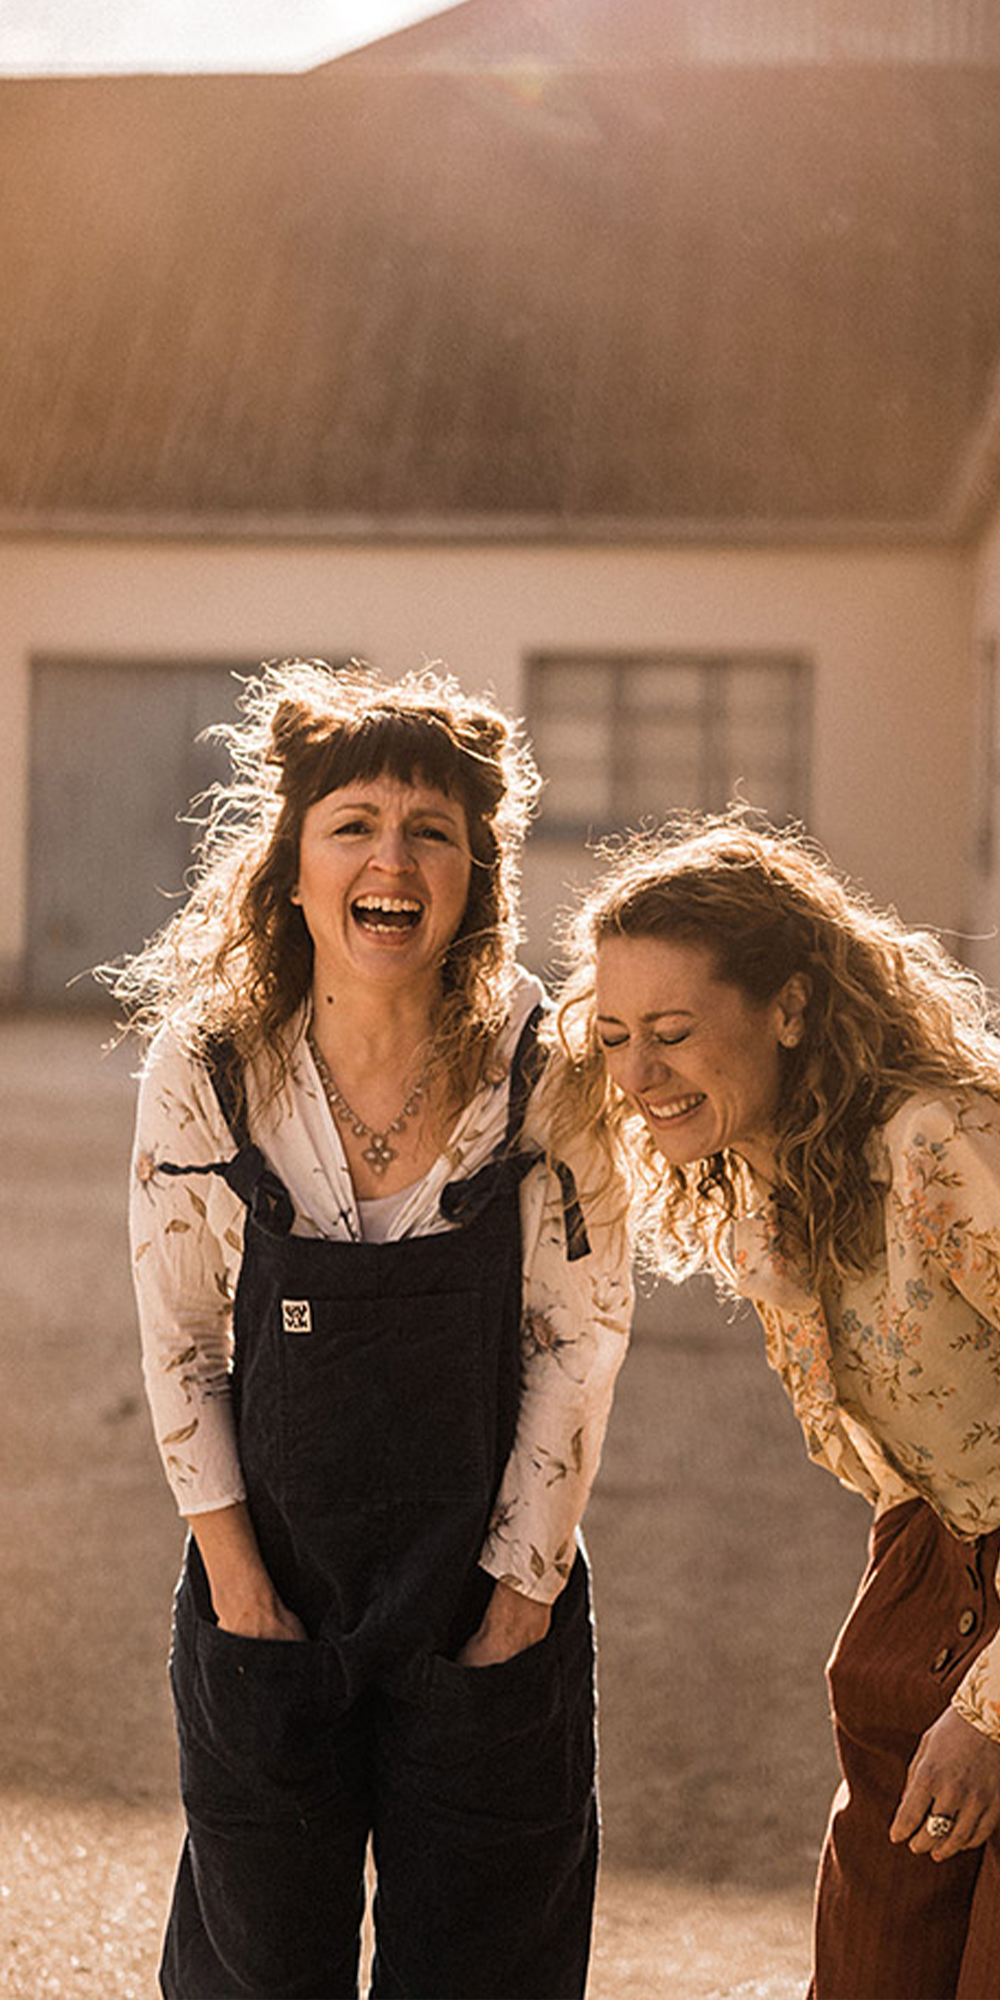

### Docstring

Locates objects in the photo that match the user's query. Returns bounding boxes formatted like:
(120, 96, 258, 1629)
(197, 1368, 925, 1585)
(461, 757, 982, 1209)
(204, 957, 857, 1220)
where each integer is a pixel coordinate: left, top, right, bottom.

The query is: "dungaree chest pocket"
(274, 1289, 489, 1508)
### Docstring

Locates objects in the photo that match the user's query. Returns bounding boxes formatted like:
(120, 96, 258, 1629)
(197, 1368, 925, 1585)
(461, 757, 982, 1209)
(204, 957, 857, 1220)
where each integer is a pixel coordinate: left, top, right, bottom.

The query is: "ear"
(775, 972, 810, 1049)
(290, 884, 303, 906)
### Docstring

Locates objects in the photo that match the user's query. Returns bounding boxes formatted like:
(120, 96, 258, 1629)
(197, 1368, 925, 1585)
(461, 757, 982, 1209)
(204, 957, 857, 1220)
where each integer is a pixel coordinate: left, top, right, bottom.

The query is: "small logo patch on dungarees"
(281, 1300, 313, 1334)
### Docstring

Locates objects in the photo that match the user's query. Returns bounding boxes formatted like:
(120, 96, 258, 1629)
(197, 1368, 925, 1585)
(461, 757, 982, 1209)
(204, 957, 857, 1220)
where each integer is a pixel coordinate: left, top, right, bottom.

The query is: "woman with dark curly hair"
(118, 659, 631, 2000)
(555, 814, 1000, 2000)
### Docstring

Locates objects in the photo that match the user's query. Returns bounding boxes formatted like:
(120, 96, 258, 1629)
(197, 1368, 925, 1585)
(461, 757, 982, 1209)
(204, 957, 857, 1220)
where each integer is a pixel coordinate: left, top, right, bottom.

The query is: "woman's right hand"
(188, 1500, 308, 1641)
(213, 1590, 309, 1643)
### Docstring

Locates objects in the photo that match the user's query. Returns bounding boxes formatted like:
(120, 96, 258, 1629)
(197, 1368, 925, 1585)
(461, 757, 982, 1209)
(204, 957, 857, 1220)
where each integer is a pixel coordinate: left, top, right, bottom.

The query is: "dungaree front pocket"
(170, 1549, 337, 1832)
(383, 1553, 597, 1830)
(163, 1554, 373, 2000)
(275, 1289, 488, 1508)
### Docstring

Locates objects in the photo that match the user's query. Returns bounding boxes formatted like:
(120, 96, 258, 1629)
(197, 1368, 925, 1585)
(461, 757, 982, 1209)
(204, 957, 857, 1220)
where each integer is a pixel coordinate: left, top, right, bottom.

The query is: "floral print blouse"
(129, 972, 633, 1605)
(731, 1089, 1000, 1741)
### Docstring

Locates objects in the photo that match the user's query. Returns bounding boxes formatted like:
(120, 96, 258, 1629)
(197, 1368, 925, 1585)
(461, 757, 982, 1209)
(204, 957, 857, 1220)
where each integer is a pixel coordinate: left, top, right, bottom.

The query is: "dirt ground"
(0, 1013, 870, 1999)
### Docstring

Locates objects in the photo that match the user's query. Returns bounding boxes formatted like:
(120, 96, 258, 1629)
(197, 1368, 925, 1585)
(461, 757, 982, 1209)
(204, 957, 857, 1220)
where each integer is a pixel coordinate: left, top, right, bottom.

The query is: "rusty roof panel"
(2, 29, 1000, 535)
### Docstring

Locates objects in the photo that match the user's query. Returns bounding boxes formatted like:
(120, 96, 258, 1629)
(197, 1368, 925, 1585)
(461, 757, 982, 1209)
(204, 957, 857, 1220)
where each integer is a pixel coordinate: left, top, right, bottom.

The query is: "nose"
(371, 824, 415, 872)
(613, 1039, 670, 1098)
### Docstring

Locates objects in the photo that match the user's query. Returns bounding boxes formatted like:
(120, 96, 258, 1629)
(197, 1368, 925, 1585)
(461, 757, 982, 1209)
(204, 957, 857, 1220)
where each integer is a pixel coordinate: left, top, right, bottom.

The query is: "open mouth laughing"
(351, 895, 423, 935)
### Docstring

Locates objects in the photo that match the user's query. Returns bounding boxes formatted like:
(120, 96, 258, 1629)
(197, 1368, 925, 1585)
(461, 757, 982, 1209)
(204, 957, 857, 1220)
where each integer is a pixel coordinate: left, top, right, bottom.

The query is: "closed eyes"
(597, 1029, 692, 1051)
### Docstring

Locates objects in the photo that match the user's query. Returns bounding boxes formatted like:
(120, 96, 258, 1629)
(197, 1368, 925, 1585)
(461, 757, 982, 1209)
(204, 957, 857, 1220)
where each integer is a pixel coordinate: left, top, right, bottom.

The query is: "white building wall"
(967, 500, 1000, 993)
(0, 535, 972, 996)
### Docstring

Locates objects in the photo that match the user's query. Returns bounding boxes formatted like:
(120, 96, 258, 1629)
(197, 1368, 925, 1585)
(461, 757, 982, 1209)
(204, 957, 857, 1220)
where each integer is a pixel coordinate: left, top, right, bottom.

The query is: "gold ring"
(925, 1812, 957, 1839)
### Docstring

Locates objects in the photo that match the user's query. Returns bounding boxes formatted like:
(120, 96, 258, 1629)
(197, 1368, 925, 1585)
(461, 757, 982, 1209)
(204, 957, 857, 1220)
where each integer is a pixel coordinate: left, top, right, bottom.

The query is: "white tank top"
(356, 1181, 422, 1243)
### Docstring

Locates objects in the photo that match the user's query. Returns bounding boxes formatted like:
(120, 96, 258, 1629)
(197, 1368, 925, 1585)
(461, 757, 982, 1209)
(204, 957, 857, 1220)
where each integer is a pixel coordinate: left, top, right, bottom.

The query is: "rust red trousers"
(810, 1498, 1000, 2000)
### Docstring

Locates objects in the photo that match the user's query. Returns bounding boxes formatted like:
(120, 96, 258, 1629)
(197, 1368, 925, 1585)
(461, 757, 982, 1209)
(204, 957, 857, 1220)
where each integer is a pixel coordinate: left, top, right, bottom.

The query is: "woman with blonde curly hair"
(118, 659, 631, 2000)
(556, 813, 1000, 2000)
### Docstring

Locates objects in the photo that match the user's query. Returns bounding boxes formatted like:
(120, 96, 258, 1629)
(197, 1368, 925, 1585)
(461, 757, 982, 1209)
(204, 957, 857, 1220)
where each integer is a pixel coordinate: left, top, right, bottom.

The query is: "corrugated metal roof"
(350, 0, 1000, 72)
(3, 0, 1000, 540)
(675, 0, 1000, 67)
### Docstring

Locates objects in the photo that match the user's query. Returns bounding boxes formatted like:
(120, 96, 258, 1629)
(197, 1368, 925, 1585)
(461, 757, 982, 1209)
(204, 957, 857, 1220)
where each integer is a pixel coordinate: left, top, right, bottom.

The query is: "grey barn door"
(27, 657, 248, 1003)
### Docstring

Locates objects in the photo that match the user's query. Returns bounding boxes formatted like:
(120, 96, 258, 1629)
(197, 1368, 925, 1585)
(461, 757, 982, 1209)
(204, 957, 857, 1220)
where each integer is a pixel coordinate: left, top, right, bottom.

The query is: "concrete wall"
(0, 535, 972, 996)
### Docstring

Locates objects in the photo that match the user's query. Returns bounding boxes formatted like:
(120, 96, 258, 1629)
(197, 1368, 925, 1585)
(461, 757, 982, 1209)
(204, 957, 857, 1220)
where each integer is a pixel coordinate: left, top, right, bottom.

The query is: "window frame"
(525, 647, 813, 839)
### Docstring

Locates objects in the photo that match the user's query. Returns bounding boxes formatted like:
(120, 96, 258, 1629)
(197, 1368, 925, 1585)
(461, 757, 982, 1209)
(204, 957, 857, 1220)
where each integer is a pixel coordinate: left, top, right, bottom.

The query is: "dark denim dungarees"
(159, 1013, 599, 2000)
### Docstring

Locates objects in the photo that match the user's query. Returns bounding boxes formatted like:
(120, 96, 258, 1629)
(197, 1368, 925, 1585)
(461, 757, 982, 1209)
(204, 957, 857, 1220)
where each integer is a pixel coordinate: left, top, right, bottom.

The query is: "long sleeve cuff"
(953, 1581, 1000, 1742)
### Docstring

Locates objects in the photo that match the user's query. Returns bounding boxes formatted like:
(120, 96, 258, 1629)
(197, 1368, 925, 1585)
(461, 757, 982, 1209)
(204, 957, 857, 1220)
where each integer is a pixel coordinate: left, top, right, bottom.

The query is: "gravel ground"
(0, 1013, 869, 1997)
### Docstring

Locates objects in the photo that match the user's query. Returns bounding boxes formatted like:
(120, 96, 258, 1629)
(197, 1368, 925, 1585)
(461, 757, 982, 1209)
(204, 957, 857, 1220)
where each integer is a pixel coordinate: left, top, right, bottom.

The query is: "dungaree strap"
(503, 1004, 547, 1146)
(440, 1005, 591, 1261)
(200, 1035, 250, 1148)
(156, 1036, 295, 1237)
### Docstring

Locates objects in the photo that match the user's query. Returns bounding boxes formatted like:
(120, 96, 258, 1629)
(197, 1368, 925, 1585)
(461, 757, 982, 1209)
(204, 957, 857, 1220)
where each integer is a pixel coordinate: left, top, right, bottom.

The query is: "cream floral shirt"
(129, 972, 633, 1606)
(732, 1090, 1000, 1741)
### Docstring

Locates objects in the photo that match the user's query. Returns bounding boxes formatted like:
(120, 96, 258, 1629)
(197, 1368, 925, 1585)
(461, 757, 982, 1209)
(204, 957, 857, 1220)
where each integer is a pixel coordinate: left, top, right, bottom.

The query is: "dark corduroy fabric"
(159, 1013, 598, 2000)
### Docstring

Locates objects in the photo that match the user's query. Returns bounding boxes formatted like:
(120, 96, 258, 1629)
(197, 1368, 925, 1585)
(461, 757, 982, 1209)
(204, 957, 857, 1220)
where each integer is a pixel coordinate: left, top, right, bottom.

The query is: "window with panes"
(526, 651, 811, 836)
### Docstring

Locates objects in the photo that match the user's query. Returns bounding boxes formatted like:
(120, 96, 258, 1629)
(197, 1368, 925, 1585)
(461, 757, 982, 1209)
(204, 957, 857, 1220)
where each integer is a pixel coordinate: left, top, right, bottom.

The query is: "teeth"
(354, 897, 421, 913)
(646, 1092, 705, 1120)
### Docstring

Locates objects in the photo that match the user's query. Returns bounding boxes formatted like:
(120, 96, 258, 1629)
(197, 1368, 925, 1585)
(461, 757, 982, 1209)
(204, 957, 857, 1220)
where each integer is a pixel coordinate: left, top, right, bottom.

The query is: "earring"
(780, 1026, 802, 1049)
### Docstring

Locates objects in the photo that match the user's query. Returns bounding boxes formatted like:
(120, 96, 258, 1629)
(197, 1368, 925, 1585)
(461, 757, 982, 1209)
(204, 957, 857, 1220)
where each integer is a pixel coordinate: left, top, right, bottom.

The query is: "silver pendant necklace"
(307, 1028, 425, 1175)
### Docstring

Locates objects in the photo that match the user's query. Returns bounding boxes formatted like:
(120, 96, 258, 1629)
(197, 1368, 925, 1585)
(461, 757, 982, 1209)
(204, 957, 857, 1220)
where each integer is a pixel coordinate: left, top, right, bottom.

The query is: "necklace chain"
(307, 1029, 425, 1174)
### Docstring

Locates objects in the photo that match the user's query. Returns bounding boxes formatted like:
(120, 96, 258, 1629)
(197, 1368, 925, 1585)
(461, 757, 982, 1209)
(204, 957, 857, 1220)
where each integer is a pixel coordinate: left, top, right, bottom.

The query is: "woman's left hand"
(890, 1706, 1000, 1861)
(456, 1580, 552, 1667)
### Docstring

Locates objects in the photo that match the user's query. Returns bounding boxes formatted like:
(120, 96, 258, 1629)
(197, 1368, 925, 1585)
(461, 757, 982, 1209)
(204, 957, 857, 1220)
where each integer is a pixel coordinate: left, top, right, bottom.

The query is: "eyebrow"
(323, 796, 461, 822)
